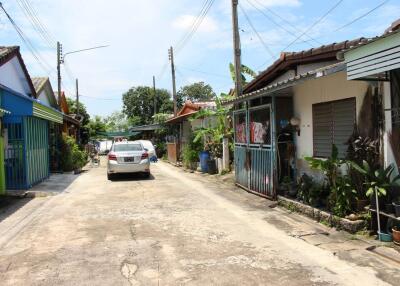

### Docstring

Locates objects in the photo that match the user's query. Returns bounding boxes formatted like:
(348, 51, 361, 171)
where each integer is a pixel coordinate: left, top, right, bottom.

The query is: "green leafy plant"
(350, 161, 400, 198)
(191, 97, 232, 158)
(304, 145, 358, 216)
(182, 145, 199, 168)
(297, 174, 329, 207)
(330, 175, 357, 217)
(60, 136, 88, 172)
(305, 145, 343, 189)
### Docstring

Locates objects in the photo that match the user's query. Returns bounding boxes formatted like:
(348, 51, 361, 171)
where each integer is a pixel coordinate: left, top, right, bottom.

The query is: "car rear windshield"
(113, 144, 142, 152)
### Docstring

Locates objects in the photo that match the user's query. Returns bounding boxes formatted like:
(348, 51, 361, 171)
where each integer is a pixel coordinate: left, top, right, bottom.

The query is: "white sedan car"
(134, 140, 156, 159)
(107, 141, 150, 180)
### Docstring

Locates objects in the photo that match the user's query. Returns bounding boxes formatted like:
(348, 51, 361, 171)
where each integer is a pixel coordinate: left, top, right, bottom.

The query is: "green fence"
(5, 116, 49, 189)
(24, 117, 49, 187)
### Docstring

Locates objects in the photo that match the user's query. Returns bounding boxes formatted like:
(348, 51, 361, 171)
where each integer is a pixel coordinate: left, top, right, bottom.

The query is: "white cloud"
(172, 15, 218, 32)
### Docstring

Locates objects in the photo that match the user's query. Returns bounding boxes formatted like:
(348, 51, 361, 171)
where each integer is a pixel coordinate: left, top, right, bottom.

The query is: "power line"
(23, 0, 56, 42)
(256, 0, 344, 69)
(248, 0, 321, 46)
(281, 0, 344, 52)
(16, 0, 56, 49)
(179, 66, 231, 79)
(0, 2, 55, 74)
(175, 0, 216, 54)
(239, 3, 275, 59)
(158, 0, 216, 79)
(333, 0, 389, 32)
(175, 67, 192, 85)
(275, 0, 389, 46)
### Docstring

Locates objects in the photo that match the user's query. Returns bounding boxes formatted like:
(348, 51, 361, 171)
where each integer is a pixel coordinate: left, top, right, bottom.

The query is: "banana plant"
(229, 63, 257, 86)
(190, 97, 232, 157)
(350, 160, 400, 197)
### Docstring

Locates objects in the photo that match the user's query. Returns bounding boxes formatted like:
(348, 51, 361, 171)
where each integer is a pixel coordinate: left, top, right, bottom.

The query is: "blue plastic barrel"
(199, 151, 210, 173)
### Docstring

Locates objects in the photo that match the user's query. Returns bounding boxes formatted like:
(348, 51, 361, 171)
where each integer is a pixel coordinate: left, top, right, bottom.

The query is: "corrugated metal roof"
(222, 62, 345, 106)
(31, 77, 48, 94)
(243, 37, 367, 93)
(0, 108, 11, 115)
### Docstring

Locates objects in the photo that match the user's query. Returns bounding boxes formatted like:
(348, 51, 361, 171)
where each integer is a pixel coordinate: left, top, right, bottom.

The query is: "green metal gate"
(233, 103, 276, 199)
(4, 117, 49, 189)
(4, 122, 25, 189)
(25, 117, 49, 187)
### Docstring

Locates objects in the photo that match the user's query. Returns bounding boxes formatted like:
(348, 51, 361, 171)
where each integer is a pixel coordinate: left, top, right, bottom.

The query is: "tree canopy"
(87, 116, 107, 138)
(103, 111, 139, 132)
(66, 97, 90, 126)
(122, 86, 173, 125)
(177, 81, 216, 108)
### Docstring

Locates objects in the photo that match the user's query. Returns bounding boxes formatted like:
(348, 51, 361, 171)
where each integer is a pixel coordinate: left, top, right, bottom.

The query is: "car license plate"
(124, 157, 135, 163)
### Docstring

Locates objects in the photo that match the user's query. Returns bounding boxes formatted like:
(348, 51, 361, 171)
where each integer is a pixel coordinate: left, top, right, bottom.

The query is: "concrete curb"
(277, 195, 365, 233)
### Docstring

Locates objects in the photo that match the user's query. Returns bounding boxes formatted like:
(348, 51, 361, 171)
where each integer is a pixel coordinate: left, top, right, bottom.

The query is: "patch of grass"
(320, 219, 331, 227)
(286, 203, 297, 213)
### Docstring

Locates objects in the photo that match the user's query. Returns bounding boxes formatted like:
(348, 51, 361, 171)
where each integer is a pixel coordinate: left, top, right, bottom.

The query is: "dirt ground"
(0, 158, 399, 285)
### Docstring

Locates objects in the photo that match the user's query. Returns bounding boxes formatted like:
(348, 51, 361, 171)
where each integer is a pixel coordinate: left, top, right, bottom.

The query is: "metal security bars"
(4, 117, 50, 190)
(233, 103, 276, 199)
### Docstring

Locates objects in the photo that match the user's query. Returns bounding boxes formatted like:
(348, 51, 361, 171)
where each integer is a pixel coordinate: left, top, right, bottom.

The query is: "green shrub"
(60, 136, 88, 171)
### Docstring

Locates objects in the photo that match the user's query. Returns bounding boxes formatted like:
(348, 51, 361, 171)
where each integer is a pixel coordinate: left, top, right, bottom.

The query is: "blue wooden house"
(0, 46, 63, 190)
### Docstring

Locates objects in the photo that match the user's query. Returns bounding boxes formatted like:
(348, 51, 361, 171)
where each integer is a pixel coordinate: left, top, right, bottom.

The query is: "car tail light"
(141, 152, 149, 159)
(108, 153, 117, 161)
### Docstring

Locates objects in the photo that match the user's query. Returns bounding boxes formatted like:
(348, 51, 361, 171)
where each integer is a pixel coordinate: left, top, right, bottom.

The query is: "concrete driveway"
(0, 159, 399, 285)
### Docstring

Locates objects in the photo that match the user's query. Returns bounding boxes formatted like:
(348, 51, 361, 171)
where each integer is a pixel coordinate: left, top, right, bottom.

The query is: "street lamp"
(61, 45, 109, 62)
(57, 42, 109, 105)
(56, 42, 109, 143)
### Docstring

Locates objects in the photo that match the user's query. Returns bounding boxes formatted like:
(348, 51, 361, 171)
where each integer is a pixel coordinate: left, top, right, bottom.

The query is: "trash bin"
(199, 151, 210, 173)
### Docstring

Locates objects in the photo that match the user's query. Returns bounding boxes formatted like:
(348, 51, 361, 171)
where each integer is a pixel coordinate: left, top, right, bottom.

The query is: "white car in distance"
(134, 140, 156, 159)
(107, 141, 150, 180)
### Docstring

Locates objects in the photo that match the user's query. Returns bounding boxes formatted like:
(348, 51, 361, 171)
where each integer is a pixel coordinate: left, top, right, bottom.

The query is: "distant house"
(165, 101, 216, 164)
(223, 38, 373, 199)
(56, 91, 80, 139)
(0, 46, 63, 190)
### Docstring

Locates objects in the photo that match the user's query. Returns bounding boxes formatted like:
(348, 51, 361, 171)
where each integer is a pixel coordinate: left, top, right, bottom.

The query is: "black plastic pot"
(394, 202, 400, 217)
(207, 159, 217, 175)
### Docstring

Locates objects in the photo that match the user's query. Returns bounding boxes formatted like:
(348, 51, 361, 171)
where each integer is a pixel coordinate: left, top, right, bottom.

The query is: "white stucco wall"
(293, 71, 369, 160)
(270, 70, 296, 85)
(383, 81, 396, 169)
(297, 61, 337, 75)
(0, 57, 31, 96)
(37, 90, 51, 106)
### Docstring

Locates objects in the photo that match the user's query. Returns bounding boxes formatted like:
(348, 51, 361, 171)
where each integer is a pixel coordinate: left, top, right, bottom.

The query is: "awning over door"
(343, 30, 400, 80)
(33, 102, 63, 124)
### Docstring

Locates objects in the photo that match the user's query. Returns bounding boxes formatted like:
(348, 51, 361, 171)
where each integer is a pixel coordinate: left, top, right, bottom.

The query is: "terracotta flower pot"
(392, 227, 400, 246)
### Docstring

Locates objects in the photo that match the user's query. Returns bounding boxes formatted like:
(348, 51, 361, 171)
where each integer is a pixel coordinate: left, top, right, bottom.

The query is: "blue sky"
(1, 0, 399, 117)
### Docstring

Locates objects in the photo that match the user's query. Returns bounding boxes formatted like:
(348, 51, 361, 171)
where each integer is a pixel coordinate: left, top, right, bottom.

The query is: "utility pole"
(57, 41, 62, 110)
(231, 0, 242, 98)
(75, 78, 79, 116)
(153, 75, 157, 116)
(168, 47, 177, 116)
(75, 78, 80, 144)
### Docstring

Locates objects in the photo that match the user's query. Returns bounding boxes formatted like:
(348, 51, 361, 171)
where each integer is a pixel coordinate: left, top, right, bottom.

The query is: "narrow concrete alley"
(0, 160, 399, 285)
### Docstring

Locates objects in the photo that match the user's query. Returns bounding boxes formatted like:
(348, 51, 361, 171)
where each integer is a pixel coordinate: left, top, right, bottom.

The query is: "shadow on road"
(109, 173, 155, 182)
(0, 196, 33, 224)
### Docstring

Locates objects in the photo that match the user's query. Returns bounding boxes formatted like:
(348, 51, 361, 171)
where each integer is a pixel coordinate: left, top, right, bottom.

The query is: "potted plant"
(392, 226, 400, 245)
(350, 161, 400, 209)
